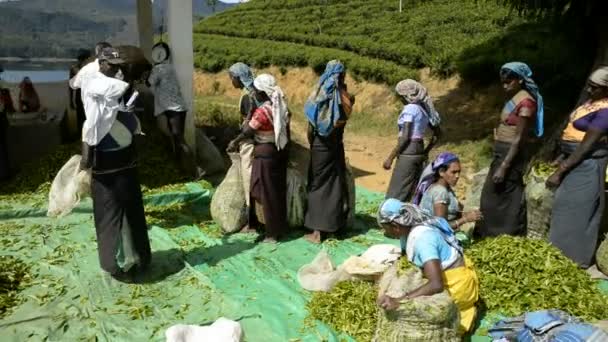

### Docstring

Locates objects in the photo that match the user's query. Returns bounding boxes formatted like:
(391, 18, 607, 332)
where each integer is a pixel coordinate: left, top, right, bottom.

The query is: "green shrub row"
(193, 33, 418, 85)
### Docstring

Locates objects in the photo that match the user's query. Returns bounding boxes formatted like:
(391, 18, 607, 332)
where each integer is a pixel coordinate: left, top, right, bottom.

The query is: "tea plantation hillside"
(194, 0, 595, 113)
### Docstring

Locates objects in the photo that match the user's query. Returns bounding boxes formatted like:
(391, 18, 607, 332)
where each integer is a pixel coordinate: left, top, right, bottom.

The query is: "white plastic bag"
(47, 155, 91, 218)
(210, 153, 247, 233)
(297, 250, 352, 292)
(360, 244, 401, 265)
(165, 317, 242, 342)
(286, 167, 306, 228)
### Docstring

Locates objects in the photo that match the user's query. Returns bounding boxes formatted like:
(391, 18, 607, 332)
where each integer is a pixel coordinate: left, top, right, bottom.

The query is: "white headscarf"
(395, 79, 441, 127)
(590, 66, 608, 87)
(253, 74, 289, 150)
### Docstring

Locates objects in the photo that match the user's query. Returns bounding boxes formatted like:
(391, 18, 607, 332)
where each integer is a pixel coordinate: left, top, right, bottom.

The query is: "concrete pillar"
(136, 0, 154, 60)
(167, 1, 195, 149)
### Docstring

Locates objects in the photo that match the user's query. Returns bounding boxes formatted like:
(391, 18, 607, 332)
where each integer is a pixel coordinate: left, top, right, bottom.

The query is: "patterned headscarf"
(304, 60, 346, 136)
(412, 152, 460, 206)
(589, 66, 608, 87)
(229, 62, 255, 92)
(378, 198, 456, 253)
(500, 62, 544, 137)
(395, 79, 441, 127)
(253, 74, 289, 150)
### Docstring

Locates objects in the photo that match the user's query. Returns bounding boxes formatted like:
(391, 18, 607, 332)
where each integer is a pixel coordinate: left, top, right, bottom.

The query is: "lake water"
(0, 61, 73, 84)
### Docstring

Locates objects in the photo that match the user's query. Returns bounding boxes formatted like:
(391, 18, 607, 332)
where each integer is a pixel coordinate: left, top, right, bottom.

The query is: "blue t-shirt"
(398, 103, 429, 140)
(408, 226, 460, 270)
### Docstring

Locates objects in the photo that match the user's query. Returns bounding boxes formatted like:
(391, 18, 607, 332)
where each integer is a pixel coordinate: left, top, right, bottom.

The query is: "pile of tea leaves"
(305, 281, 378, 341)
(0, 255, 31, 318)
(467, 236, 608, 321)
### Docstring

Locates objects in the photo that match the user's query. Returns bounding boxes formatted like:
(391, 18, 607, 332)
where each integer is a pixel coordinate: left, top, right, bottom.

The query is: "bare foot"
(304, 231, 322, 244)
(240, 224, 257, 234)
(262, 237, 277, 244)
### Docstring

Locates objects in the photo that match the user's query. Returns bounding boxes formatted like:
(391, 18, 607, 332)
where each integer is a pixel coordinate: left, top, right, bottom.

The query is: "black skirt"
(475, 141, 528, 237)
(91, 148, 151, 275)
(386, 140, 426, 201)
(305, 129, 348, 233)
(250, 143, 288, 238)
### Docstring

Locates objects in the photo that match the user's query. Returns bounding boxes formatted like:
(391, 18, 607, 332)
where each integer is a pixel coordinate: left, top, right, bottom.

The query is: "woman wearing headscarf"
(303, 60, 354, 244)
(414, 152, 482, 229)
(377, 199, 479, 334)
(18, 77, 41, 113)
(385, 79, 441, 202)
(475, 62, 544, 238)
(227, 74, 290, 243)
(80, 47, 151, 282)
(546, 67, 608, 268)
(228, 63, 259, 229)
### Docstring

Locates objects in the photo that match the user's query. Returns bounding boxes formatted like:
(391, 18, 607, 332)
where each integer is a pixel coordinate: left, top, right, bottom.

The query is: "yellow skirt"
(443, 257, 479, 334)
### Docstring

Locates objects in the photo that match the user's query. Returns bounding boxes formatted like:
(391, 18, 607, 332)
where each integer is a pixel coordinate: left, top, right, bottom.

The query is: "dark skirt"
(91, 164, 151, 275)
(305, 131, 348, 233)
(0, 112, 9, 181)
(549, 142, 608, 268)
(475, 141, 528, 237)
(386, 140, 426, 201)
(250, 143, 288, 238)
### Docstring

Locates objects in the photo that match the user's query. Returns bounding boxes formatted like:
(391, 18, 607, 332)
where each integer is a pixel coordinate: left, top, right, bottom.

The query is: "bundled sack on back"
(47, 155, 91, 218)
(210, 153, 247, 233)
(373, 264, 460, 342)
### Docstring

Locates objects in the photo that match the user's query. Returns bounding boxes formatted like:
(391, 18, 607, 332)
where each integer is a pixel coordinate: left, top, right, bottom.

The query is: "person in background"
(18, 77, 40, 113)
(70, 49, 93, 133)
(303, 60, 354, 244)
(79, 47, 151, 282)
(0, 65, 10, 181)
(384, 79, 441, 202)
(377, 199, 479, 335)
(147, 42, 202, 179)
(413, 152, 482, 230)
(546, 66, 608, 268)
(227, 74, 290, 243)
(228, 62, 259, 232)
(475, 62, 544, 238)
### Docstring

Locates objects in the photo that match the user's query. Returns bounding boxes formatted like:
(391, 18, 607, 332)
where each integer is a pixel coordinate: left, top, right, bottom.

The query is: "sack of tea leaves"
(195, 128, 225, 176)
(298, 250, 352, 292)
(286, 167, 306, 228)
(373, 265, 460, 342)
(210, 153, 247, 233)
(47, 155, 91, 218)
(345, 161, 356, 229)
(525, 164, 555, 240)
(597, 234, 608, 275)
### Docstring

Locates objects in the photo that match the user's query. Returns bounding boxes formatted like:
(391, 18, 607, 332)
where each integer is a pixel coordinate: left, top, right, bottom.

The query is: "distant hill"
(0, 0, 235, 58)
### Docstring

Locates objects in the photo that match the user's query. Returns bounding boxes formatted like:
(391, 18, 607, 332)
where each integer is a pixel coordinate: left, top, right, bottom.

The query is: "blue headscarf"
(412, 152, 460, 206)
(500, 62, 544, 137)
(229, 62, 255, 92)
(304, 60, 346, 136)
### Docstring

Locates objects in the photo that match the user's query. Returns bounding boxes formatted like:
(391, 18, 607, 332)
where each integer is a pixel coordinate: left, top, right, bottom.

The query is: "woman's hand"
(377, 295, 399, 311)
(463, 209, 482, 223)
(492, 165, 507, 183)
(226, 139, 239, 153)
(383, 158, 393, 170)
(546, 171, 563, 188)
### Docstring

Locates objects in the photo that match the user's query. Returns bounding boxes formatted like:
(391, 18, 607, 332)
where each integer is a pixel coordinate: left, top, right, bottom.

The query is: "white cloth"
(69, 59, 99, 97)
(148, 62, 187, 116)
(253, 74, 289, 150)
(81, 72, 130, 145)
(165, 318, 242, 342)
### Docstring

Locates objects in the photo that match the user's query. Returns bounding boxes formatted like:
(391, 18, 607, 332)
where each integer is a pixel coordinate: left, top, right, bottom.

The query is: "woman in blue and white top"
(384, 79, 441, 201)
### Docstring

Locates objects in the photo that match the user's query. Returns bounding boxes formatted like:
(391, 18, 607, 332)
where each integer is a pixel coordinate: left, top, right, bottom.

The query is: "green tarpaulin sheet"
(0, 184, 606, 341)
